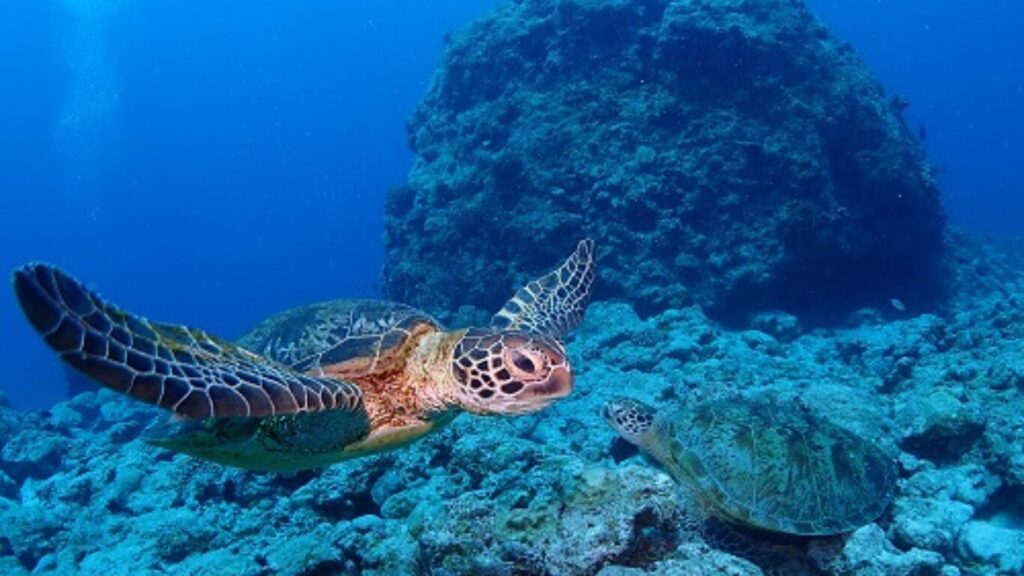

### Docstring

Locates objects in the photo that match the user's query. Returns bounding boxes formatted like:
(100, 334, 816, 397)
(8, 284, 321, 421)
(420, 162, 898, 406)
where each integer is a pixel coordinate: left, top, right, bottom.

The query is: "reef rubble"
(1, 232, 1022, 576)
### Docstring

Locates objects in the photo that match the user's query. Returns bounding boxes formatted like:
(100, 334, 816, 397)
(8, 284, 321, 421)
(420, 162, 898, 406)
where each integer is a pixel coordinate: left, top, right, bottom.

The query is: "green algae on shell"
(603, 393, 898, 536)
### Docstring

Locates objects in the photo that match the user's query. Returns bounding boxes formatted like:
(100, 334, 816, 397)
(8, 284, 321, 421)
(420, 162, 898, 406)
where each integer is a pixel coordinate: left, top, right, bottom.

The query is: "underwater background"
(1, 0, 499, 409)
(1, 0, 1023, 575)
(2, 0, 1022, 410)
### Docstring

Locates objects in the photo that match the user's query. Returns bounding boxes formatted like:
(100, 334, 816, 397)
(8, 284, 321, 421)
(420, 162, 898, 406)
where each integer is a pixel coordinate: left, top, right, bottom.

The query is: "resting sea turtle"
(13, 240, 595, 471)
(602, 394, 896, 537)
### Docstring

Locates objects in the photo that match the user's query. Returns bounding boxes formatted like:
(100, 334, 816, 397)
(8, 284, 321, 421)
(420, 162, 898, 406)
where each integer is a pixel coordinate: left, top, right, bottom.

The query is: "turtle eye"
(454, 331, 572, 415)
(510, 350, 536, 373)
(504, 345, 549, 380)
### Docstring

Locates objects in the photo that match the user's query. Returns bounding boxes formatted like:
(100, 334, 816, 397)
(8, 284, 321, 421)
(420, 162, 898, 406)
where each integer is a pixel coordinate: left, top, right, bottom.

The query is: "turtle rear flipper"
(491, 238, 595, 338)
(143, 409, 373, 471)
(13, 263, 363, 420)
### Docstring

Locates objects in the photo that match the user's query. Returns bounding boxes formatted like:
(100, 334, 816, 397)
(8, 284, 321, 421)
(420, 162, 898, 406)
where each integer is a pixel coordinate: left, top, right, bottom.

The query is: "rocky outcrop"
(383, 0, 945, 324)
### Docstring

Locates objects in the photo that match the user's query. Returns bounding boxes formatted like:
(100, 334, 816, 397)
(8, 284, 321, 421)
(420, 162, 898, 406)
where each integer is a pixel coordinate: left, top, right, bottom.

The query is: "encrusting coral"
(1, 233, 1022, 575)
(384, 0, 945, 324)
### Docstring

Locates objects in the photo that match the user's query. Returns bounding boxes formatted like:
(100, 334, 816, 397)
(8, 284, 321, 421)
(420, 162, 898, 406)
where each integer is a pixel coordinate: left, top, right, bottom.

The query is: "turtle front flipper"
(490, 238, 595, 338)
(13, 263, 363, 420)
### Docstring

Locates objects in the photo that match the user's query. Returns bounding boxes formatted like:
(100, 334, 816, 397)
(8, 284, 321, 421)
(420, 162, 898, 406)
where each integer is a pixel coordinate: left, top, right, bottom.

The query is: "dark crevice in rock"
(899, 419, 985, 465)
(105, 498, 128, 515)
(317, 491, 381, 523)
(17, 548, 45, 573)
(612, 506, 680, 569)
(429, 442, 454, 469)
(974, 485, 1024, 530)
(300, 559, 349, 576)
(222, 478, 238, 503)
(609, 437, 639, 464)
(273, 469, 320, 491)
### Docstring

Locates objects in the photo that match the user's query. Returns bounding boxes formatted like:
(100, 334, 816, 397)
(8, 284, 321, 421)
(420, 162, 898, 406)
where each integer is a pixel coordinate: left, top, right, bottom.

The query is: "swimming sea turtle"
(13, 239, 595, 471)
(602, 393, 896, 536)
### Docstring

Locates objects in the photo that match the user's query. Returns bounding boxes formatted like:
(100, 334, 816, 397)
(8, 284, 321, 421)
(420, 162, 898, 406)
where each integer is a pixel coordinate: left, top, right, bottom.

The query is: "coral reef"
(1, 233, 1022, 575)
(383, 0, 945, 324)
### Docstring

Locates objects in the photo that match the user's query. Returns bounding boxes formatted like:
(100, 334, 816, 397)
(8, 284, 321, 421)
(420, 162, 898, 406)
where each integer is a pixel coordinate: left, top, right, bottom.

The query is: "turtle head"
(602, 397, 660, 451)
(450, 328, 572, 415)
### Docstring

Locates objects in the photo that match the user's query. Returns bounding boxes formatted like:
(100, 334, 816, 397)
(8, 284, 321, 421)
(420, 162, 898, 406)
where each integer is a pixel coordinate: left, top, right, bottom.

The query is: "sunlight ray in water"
(54, 0, 125, 199)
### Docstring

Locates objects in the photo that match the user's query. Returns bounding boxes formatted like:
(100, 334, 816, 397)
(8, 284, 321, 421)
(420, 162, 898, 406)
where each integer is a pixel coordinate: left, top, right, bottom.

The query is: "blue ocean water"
(806, 0, 1024, 234)
(0, 0, 498, 409)
(0, 0, 1020, 412)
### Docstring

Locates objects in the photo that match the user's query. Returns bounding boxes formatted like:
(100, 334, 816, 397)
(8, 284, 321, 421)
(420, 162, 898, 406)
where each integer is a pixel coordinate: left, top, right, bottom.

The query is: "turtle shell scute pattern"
(667, 397, 897, 536)
(238, 300, 440, 376)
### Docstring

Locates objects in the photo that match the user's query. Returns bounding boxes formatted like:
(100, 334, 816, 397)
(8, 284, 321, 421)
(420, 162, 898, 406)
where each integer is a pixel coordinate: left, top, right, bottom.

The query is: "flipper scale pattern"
(491, 238, 595, 338)
(14, 263, 363, 420)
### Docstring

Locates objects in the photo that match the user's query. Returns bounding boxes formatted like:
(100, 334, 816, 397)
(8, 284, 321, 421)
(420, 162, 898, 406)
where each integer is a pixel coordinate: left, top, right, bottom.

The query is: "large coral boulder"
(384, 0, 945, 322)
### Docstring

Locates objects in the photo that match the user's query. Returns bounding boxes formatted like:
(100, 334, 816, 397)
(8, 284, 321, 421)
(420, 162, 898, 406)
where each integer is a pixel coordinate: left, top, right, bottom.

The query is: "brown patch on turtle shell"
(319, 320, 444, 432)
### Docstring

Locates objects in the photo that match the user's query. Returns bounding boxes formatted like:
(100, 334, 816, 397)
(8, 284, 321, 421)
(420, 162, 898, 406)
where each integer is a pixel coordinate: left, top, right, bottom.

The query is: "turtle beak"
(505, 364, 572, 414)
(534, 364, 573, 400)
